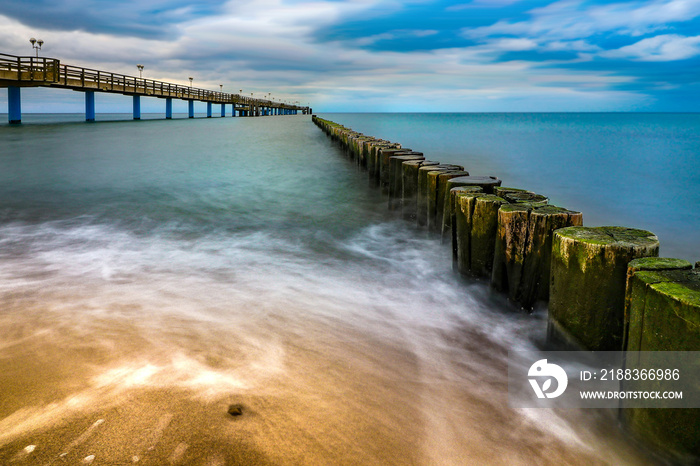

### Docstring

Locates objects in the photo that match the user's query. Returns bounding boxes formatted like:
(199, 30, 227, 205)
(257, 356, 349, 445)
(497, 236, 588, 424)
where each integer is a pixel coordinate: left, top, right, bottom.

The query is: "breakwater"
(312, 115, 699, 462)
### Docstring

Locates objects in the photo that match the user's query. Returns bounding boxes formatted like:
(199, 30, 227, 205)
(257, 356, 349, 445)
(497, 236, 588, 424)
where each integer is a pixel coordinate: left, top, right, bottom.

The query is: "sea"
(0, 112, 696, 464)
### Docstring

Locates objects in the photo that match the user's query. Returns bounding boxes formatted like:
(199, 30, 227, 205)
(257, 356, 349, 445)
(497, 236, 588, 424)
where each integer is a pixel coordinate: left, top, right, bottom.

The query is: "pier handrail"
(0, 52, 300, 109)
(0, 53, 61, 83)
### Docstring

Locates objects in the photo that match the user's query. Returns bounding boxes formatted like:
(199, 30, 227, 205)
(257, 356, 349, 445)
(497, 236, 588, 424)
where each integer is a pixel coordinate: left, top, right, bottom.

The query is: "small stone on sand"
(228, 403, 244, 416)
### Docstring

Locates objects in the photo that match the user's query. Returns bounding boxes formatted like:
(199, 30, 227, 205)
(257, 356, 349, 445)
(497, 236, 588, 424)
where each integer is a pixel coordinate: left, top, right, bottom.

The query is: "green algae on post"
(441, 176, 502, 239)
(446, 186, 484, 256)
(549, 226, 659, 351)
(431, 171, 470, 232)
(452, 190, 507, 277)
(623, 262, 700, 461)
(491, 204, 582, 310)
(455, 192, 488, 275)
(401, 160, 439, 220)
(417, 165, 460, 227)
(388, 154, 424, 209)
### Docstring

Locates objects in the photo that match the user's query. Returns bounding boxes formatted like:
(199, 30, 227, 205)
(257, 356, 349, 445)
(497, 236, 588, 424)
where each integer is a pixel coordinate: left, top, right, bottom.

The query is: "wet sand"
(0, 295, 654, 465)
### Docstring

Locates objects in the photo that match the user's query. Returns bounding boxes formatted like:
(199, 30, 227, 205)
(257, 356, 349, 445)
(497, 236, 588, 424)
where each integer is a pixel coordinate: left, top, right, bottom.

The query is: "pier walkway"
(0, 53, 310, 123)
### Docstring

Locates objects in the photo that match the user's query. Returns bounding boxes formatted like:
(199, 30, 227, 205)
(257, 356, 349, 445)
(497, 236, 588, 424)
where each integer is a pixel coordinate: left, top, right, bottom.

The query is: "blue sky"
(1, 0, 699, 112)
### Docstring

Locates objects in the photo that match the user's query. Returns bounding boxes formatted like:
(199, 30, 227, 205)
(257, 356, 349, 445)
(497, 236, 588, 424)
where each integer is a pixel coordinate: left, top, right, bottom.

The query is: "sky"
(1, 0, 699, 112)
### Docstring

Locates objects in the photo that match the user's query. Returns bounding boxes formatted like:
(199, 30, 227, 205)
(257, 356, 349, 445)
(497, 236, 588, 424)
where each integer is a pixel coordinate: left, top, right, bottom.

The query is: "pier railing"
(0, 53, 61, 83)
(0, 52, 299, 109)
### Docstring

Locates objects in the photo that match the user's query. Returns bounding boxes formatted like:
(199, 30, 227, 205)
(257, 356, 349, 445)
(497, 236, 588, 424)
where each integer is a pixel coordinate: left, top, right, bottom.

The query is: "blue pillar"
(207, 102, 212, 118)
(232, 105, 236, 117)
(166, 98, 173, 119)
(188, 100, 194, 118)
(85, 91, 95, 121)
(133, 95, 141, 120)
(221, 104, 226, 117)
(8, 86, 21, 124)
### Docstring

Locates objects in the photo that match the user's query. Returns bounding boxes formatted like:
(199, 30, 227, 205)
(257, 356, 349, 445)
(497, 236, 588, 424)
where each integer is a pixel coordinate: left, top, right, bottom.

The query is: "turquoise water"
(321, 113, 700, 261)
(0, 114, 661, 464)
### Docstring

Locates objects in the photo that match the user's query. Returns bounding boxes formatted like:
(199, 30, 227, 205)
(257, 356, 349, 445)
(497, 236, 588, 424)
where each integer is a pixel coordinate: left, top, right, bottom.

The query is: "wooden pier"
(0, 53, 311, 123)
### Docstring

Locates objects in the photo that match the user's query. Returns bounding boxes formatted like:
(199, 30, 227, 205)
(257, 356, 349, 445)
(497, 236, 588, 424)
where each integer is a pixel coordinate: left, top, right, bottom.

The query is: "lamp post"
(189, 77, 193, 87)
(29, 38, 44, 57)
(136, 64, 144, 78)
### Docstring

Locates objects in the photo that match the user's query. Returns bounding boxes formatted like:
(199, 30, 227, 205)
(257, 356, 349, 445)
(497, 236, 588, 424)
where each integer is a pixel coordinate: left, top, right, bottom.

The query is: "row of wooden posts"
(312, 116, 699, 462)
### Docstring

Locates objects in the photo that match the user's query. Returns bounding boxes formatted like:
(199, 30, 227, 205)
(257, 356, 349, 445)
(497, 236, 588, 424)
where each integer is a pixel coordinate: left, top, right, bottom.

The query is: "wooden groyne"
(312, 115, 699, 462)
(0, 53, 310, 123)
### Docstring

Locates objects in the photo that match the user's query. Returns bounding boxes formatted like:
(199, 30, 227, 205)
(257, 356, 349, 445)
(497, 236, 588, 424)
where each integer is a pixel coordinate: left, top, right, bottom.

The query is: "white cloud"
(601, 34, 700, 61)
(0, 0, 668, 112)
(465, 0, 700, 42)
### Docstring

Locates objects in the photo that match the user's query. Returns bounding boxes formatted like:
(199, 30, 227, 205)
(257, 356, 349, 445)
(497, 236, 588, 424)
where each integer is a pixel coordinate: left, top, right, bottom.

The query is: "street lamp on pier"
(136, 64, 144, 78)
(189, 77, 193, 87)
(29, 38, 44, 57)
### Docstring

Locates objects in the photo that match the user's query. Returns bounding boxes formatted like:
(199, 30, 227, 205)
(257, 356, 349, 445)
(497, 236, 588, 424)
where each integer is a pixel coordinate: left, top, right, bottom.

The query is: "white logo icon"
(528, 359, 568, 399)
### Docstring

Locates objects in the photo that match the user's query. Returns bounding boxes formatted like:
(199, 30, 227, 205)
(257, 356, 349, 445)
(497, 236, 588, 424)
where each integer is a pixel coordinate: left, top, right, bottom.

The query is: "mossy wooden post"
(402, 161, 439, 221)
(470, 195, 508, 278)
(354, 137, 373, 167)
(441, 176, 503, 239)
(454, 193, 507, 277)
(430, 171, 470, 232)
(368, 144, 400, 186)
(455, 192, 488, 275)
(622, 259, 699, 461)
(623, 257, 694, 352)
(417, 166, 459, 227)
(549, 226, 659, 351)
(491, 205, 582, 310)
(388, 154, 424, 209)
(494, 187, 549, 206)
(379, 148, 412, 194)
(448, 186, 484, 259)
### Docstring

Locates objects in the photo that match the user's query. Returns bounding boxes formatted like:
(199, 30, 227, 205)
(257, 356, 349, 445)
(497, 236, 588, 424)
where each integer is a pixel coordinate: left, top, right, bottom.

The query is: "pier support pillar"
(232, 105, 236, 117)
(207, 102, 212, 118)
(166, 98, 173, 119)
(133, 95, 141, 120)
(85, 91, 95, 121)
(188, 100, 194, 118)
(221, 104, 226, 117)
(8, 86, 21, 124)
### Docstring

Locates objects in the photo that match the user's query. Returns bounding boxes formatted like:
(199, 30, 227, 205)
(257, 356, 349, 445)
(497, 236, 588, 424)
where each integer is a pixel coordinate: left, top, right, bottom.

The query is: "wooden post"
(431, 171, 470, 232)
(454, 193, 507, 277)
(549, 226, 659, 350)
(622, 258, 699, 461)
(417, 165, 462, 227)
(441, 176, 502, 239)
(388, 154, 424, 209)
(379, 148, 412, 194)
(447, 186, 484, 259)
(493, 187, 549, 206)
(402, 161, 439, 221)
(491, 204, 582, 310)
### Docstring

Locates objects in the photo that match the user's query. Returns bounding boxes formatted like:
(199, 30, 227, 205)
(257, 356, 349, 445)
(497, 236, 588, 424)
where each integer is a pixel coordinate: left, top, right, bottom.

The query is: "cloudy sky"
(1, 0, 699, 112)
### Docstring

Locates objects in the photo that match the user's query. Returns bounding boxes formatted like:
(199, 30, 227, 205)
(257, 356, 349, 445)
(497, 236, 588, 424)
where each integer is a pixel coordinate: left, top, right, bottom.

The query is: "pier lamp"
(136, 64, 144, 78)
(189, 77, 193, 87)
(29, 38, 44, 57)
